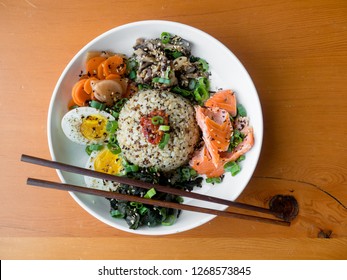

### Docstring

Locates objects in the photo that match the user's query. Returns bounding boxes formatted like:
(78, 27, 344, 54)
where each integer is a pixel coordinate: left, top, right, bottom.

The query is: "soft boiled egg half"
(61, 107, 115, 145)
(84, 149, 124, 191)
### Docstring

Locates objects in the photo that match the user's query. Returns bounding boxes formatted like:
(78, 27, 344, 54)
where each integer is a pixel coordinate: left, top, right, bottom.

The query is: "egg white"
(61, 106, 115, 145)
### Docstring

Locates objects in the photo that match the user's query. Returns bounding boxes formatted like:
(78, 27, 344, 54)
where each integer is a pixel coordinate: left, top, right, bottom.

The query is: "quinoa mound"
(116, 90, 200, 171)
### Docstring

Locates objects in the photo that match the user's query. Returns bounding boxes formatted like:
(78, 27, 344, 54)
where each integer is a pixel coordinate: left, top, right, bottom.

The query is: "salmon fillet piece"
(190, 126, 254, 178)
(205, 89, 237, 117)
(195, 106, 232, 167)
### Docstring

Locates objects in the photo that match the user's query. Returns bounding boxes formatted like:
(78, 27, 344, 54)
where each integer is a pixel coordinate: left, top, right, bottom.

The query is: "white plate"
(47, 20, 263, 235)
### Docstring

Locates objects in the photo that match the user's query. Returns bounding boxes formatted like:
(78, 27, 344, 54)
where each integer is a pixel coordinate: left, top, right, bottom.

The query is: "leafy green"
(107, 166, 202, 229)
(237, 104, 247, 117)
(227, 129, 245, 152)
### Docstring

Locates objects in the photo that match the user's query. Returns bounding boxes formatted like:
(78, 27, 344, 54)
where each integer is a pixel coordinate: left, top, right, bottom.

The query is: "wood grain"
(0, 0, 346, 259)
(1, 237, 346, 260)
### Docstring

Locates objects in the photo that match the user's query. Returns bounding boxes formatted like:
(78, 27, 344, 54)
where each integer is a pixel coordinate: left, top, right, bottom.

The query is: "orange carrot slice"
(105, 73, 121, 80)
(103, 55, 126, 76)
(72, 79, 89, 106)
(83, 77, 98, 95)
(86, 56, 106, 76)
(97, 62, 105, 80)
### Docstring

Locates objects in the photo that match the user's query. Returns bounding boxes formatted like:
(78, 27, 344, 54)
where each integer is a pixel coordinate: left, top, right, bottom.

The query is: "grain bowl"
(48, 20, 263, 235)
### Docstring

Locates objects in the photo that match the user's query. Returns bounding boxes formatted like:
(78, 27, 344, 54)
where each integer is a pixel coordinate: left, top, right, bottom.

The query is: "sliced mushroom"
(173, 56, 188, 70)
(91, 80, 123, 106)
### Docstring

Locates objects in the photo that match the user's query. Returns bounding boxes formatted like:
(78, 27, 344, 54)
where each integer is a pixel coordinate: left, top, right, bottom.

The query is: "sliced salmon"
(190, 126, 254, 178)
(195, 106, 232, 167)
(205, 89, 237, 117)
(189, 145, 225, 178)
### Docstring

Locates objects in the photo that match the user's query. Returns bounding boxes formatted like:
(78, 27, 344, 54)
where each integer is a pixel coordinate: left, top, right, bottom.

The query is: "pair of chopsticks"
(21, 154, 290, 226)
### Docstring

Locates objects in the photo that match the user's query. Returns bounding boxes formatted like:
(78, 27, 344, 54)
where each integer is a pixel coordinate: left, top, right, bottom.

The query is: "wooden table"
(0, 0, 346, 260)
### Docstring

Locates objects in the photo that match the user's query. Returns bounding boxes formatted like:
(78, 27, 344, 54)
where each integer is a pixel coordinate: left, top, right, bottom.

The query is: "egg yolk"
(94, 149, 123, 175)
(80, 114, 107, 141)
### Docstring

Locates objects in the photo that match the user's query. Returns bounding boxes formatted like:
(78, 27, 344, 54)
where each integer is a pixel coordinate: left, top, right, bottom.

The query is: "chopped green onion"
(107, 143, 121, 154)
(107, 134, 121, 154)
(171, 86, 192, 97)
(130, 202, 143, 209)
(161, 32, 171, 44)
(144, 188, 156, 199)
(159, 125, 170, 131)
(106, 109, 119, 119)
(158, 133, 170, 149)
(198, 58, 209, 71)
(89, 144, 104, 150)
(180, 167, 192, 181)
(151, 116, 164, 125)
(139, 206, 148, 215)
(110, 209, 124, 218)
(190, 168, 198, 177)
(198, 77, 210, 89)
(159, 208, 167, 220)
(194, 77, 210, 104)
(224, 161, 241, 176)
(206, 177, 222, 184)
(227, 129, 244, 152)
(106, 120, 118, 133)
(90, 100, 105, 110)
(161, 214, 177, 226)
(194, 85, 209, 103)
(125, 164, 139, 173)
(108, 134, 118, 145)
(237, 155, 246, 162)
(152, 77, 171, 84)
(85, 144, 104, 155)
(237, 104, 247, 117)
(113, 98, 128, 110)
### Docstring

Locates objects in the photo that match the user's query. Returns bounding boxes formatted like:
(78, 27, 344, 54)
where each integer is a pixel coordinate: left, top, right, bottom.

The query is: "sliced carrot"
(105, 73, 121, 80)
(83, 77, 98, 95)
(86, 56, 106, 76)
(97, 62, 105, 80)
(103, 55, 126, 76)
(72, 79, 90, 106)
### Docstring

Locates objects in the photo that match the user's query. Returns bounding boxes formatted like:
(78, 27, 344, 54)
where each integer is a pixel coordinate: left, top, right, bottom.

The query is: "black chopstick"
(21, 154, 276, 216)
(26, 177, 290, 226)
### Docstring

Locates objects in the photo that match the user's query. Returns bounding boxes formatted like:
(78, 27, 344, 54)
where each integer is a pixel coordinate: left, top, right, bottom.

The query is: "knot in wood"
(269, 195, 299, 222)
